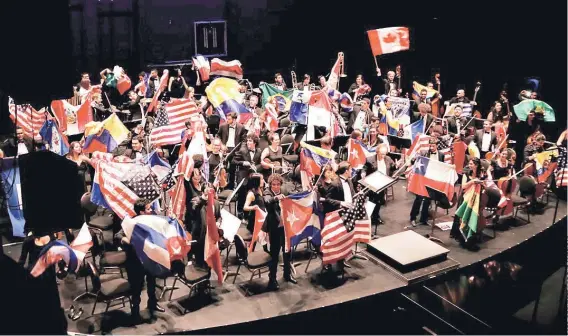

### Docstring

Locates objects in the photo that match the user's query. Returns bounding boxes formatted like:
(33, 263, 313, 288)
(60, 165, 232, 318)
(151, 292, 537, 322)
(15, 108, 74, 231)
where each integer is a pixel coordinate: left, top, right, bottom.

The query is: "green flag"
(259, 82, 293, 110)
(513, 99, 555, 122)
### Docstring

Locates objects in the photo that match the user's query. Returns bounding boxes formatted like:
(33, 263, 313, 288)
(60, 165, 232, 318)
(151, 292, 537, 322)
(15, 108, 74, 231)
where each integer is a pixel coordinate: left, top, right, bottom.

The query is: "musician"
(328, 162, 355, 269)
(5, 127, 33, 156)
(349, 98, 373, 133)
(242, 173, 266, 234)
(449, 89, 473, 105)
(134, 72, 147, 97)
(91, 93, 112, 121)
(168, 69, 191, 99)
(120, 90, 142, 121)
(320, 136, 339, 171)
(318, 165, 342, 214)
(491, 149, 513, 180)
(261, 133, 284, 181)
(146, 69, 160, 98)
(409, 139, 442, 226)
(447, 105, 469, 135)
(450, 158, 484, 244)
(411, 102, 435, 134)
(76, 73, 92, 104)
(487, 101, 508, 124)
(376, 69, 399, 95)
(474, 120, 497, 158)
(233, 134, 262, 217)
(247, 94, 262, 116)
(348, 75, 371, 102)
(367, 127, 383, 148)
(183, 166, 208, 266)
(208, 138, 224, 184)
(523, 133, 545, 165)
(318, 75, 328, 91)
(217, 112, 245, 151)
(263, 173, 296, 290)
(363, 144, 395, 226)
(426, 82, 443, 100)
(273, 73, 287, 91)
(296, 74, 312, 91)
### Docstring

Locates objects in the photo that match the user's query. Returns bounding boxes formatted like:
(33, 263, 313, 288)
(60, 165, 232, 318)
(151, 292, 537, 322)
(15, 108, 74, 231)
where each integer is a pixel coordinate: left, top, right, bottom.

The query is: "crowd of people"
(9, 59, 566, 325)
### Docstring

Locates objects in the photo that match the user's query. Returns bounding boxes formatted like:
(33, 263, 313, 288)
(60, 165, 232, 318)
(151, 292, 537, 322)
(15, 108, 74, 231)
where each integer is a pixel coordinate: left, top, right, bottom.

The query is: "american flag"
(93, 160, 138, 219)
(555, 147, 567, 187)
(320, 201, 371, 265)
(149, 98, 198, 146)
(8, 97, 48, 137)
(121, 165, 161, 203)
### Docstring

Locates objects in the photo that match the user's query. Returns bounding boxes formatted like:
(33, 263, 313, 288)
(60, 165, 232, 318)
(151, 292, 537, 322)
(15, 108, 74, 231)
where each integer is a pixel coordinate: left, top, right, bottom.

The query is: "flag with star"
(340, 194, 372, 243)
(121, 165, 161, 203)
(347, 139, 376, 170)
(280, 190, 322, 252)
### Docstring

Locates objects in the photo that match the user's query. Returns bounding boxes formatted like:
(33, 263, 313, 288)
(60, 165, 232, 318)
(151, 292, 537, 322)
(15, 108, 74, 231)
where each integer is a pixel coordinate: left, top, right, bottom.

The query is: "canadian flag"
(367, 27, 410, 56)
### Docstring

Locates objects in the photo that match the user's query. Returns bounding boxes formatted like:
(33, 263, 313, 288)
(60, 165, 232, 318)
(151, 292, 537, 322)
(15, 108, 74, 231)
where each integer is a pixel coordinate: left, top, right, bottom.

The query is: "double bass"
(472, 82, 482, 119)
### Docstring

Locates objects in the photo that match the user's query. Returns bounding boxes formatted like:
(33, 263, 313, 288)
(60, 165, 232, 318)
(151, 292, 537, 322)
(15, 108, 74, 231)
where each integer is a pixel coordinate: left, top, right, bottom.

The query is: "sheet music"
(359, 171, 397, 193)
(220, 209, 240, 242)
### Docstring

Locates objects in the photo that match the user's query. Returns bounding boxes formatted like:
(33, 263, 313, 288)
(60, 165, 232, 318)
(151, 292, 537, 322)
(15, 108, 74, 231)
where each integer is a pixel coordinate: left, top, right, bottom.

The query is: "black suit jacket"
(5, 137, 33, 156)
(411, 112, 434, 132)
(217, 123, 245, 148)
(474, 130, 497, 152)
(232, 146, 262, 179)
(447, 116, 470, 135)
(263, 187, 289, 232)
(318, 179, 344, 214)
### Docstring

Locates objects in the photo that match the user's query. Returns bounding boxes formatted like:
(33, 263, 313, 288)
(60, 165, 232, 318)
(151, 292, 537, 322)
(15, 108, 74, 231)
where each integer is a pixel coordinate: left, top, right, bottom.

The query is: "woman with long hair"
(66, 141, 92, 194)
(242, 173, 266, 234)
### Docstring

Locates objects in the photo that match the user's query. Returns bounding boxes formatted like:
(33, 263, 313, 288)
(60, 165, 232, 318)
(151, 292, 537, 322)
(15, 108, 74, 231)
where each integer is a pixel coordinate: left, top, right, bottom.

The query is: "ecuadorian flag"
(412, 81, 439, 101)
(205, 77, 248, 120)
(259, 82, 293, 111)
(83, 113, 129, 153)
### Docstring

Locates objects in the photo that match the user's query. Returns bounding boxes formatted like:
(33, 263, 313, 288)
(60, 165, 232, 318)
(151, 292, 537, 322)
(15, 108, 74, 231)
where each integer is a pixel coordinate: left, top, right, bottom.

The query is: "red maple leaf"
(382, 33, 397, 43)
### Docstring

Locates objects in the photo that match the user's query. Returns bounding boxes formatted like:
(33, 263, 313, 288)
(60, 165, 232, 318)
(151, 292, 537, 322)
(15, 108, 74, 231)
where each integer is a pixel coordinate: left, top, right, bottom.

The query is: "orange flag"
(205, 189, 223, 285)
(249, 208, 267, 253)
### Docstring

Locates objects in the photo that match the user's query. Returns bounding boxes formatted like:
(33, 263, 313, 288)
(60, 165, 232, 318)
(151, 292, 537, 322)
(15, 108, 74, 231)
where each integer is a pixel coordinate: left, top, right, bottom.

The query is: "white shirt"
(79, 87, 90, 104)
(429, 151, 439, 161)
(135, 151, 143, 163)
(226, 126, 236, 148)
(17, 143, 28, 156)
(354, 111, 367, 131)
(377, 158, 387, 175)
(481, 132, 492, 152)
(340, 177, 352, 204)
(422, 115, 428, 133)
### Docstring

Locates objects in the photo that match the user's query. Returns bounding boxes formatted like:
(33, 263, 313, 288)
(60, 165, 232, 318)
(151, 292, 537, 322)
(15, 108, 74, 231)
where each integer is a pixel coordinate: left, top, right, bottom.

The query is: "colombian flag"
(205, 77, 248, 120)
(412, 81, 439, 101)
(83, 113, 129, 153)
(259, 82, 293, 110)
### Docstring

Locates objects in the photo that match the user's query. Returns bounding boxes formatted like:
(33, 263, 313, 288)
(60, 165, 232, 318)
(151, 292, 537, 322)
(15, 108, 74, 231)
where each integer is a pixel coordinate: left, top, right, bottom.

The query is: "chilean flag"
(407, 156, 458, 201)
(210, 58, 243, 80)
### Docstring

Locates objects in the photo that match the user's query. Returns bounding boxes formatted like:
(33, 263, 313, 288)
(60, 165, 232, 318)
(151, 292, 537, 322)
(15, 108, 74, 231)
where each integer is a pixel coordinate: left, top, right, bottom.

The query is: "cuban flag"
(289, 89, 311, 125)
(147, 150, 171, 182)
(30, 224, 93, 277)
(280, 191, 322, 252)
(347, 139, 376, 170)
(121, 215, 191, 277)
(39, 119, 69, 156)
(339, 92, 354, 112)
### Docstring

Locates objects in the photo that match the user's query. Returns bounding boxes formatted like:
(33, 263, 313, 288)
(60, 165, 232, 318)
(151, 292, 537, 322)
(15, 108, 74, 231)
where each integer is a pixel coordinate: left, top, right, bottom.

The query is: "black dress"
(491, 160, 510, 180)
(68, 158, 89, 196)
(246, 190, 266, 233)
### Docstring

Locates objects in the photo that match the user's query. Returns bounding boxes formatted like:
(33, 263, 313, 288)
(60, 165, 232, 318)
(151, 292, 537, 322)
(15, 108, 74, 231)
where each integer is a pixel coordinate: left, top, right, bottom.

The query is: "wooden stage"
(2, 183, 566, 334)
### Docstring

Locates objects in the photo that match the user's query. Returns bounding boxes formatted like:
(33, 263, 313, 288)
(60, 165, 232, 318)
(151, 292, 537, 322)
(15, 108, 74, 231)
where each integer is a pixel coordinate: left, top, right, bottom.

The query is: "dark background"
(0, 0, 565, 135)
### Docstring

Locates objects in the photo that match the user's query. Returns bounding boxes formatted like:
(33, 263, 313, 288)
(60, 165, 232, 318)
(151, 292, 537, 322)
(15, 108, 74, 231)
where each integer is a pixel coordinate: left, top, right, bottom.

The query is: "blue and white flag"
(147, 150, 171, 182)
(0, 158, 25, 237)
(403, 118, 425, 140)
(289, 89, 311, 125)
(39, 119, 69, 156)
(121, 215, 190, 277)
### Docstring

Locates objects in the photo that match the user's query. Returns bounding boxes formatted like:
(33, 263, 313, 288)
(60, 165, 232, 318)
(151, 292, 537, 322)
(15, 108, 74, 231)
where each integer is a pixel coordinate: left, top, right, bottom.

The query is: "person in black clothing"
(18, 232, 56, 271)
(232, 134, 262, 217)
(242, 173, 265, 234)
(114, 199, 164, 322)
(183, 165, 210, 267)
(263, 174, 296, 290)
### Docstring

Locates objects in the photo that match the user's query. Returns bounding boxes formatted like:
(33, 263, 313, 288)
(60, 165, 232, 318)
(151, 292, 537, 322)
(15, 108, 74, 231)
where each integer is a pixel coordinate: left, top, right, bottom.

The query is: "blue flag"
(0, 158, 25, 237)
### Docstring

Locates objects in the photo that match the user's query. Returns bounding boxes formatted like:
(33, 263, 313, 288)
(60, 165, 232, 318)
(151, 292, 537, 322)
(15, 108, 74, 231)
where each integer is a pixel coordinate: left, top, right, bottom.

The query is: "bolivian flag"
(456, 184, 482, 240)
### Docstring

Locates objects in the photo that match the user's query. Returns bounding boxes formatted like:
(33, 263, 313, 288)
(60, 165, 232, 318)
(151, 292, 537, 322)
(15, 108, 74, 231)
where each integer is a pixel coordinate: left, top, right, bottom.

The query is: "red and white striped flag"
(149, 98, 198, 146)
(321, 211, 353, 265)
(8, 97, 47, 137)
(93, 160, 138, 219)
(192, 55, 210, 85)
(147, 70, 170, 113)
(210, 58, 243, 80)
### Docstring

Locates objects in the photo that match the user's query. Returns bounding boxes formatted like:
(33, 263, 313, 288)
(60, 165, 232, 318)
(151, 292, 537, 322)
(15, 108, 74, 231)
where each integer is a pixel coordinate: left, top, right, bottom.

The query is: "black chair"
(81, 192, 114, 232)
(230, 234, 271, 292)
(218, 189, 236, 215)
(91, 229, 127, 277)
(279, 117, 291, 129)
(168, 263, 211, 313)
(512, 176, 535, 224)
(280, 134, 295, 153)
(87, 262, 132, 316)
(482, 187, 503, 239)
(426, 186, 457, 244)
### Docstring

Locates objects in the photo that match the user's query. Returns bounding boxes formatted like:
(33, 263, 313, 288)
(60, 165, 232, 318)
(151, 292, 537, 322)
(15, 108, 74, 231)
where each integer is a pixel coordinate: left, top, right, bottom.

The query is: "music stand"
(425, 186, 453, 245)
(359, 171, 399, 241)
(387, 135, 412, 150)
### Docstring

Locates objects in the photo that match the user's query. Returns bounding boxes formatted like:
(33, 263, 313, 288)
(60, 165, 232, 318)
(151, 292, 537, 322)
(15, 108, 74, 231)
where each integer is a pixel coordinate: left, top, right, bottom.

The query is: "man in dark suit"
(217, 112, 246, 189)
(114, 136, 147, 162)
(296, 74, 312, 91)
(411, 102, 435, 134)
(474, 120, 497, 158)
(232, 134, 262, 217)
(362, 144, 395, 227)
(449, 89, 473, 105)
(5, 126, 34, 157)
(446, 105, 471, 135)
(348, 98, 373, 133)
(412, 88, 431, 113)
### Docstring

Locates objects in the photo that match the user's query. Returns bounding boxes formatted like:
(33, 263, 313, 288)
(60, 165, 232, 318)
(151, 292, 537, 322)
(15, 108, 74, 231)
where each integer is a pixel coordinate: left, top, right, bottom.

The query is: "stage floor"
(2, 184, 566, 334)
